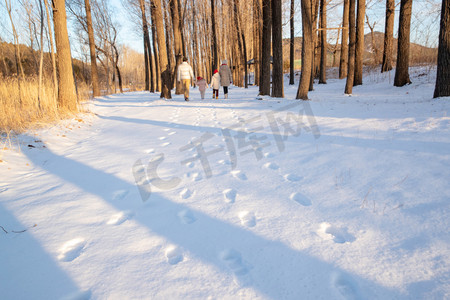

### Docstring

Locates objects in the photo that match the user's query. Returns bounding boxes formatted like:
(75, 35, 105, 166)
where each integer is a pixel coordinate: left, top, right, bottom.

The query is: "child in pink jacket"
(196, 76, 209, 99)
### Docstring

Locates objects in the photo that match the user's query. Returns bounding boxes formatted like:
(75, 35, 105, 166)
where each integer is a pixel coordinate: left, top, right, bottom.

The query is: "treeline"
(0, 0, 448, 132)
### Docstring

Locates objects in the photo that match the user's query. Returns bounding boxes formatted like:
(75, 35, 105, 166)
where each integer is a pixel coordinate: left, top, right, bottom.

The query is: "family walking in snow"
(176, 58, 232, 101)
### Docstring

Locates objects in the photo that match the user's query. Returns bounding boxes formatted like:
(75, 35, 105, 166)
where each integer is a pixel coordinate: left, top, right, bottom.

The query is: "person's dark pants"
(223, 86, 228, 95)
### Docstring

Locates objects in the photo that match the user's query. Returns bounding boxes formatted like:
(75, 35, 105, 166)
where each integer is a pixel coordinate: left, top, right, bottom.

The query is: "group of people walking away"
(176, 58, 232, 101)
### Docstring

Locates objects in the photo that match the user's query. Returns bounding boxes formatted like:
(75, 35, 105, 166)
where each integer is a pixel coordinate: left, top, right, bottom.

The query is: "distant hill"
(280, 31, 437, 67)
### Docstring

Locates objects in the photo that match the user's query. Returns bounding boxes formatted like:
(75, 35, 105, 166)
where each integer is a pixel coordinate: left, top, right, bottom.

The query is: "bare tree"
(296, 0, 313, 100)
(339, 0, 349, 79)
(345, 0, 356, 94)
(44, 0, 58, 95)
(272, 0, 283, 97)
(394, 0, 412, 86)
(381, 0, 395, 72)
(138, 0, 152, 92)
(354, 0, 365, 86)
(211, 0, 218, 72)
(260, 0, 271, 96)
(52, 0, 78, 110)
(84, 0, 100, 96)
(319, 0, 327, 84)
(289, 0, 295, 85)
(434, 0, 450, 98)
(170, 0, 184, 94)
(151, 0, 171, 99)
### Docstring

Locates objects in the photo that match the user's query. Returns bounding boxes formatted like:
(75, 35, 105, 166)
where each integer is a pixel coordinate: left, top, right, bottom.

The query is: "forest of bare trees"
(0, 0, 448, 131)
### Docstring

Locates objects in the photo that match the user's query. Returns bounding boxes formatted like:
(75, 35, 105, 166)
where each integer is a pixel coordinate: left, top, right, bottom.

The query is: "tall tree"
(381, 0, 395, 72)
(394, 0, 412, 86)
(319, 0, 327, 84)
(44, 0, 58, 95)
(211, 0, 219, 72)
(151, 0, 170, 98)
(289, 0, 295, 85)
(271, 0, 283, 97)
(84, 0, 100, 97)
(234, 0, 248, 88)
(260, 0, 271, 96)
(339, 0, 349, 79)
(138, 0, 153, 92)
(52, 0, 78, 110)
(170, 0, 184, 94)
(434, 0, 450, 98)
(296, 0, 313, 100)
(253, 0, 262, 86)
(149, 3, 160, 92)
(354, 0, 365, 86)
(344, 0, 356, 94)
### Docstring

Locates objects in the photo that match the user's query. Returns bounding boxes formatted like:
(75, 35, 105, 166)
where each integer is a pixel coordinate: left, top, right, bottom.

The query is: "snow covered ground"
(1, 68, 449, 299)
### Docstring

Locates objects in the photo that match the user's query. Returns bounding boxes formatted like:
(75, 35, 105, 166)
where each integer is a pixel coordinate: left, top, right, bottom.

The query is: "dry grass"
(0, 75, 89, 133)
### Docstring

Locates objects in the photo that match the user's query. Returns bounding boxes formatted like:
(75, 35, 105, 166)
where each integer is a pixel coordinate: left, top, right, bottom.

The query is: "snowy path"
(1, 71, 449, 299)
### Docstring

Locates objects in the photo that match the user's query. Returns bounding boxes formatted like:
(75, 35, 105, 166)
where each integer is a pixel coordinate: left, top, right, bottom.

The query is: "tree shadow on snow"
(20, 136, 406, 300)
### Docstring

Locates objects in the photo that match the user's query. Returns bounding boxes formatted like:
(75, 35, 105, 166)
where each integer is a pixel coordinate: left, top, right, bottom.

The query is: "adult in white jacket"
(177, 57, 194, 101)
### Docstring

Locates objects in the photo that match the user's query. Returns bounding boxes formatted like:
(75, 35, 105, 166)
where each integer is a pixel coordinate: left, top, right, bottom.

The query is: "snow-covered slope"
(1, 68, 449, 299)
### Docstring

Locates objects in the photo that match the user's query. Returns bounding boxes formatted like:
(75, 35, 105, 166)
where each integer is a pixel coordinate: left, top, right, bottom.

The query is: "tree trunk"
(139, 0, 152, 92)
(394, 0, 412, 87)
(152, 0, 170, 98)
(234, 0, 248, 89)
(319, 0, 327, 84)
(211, 0, 219, 72)
(289, 0, 295, 85)
(434, 0, 450, 98)
(150, 2, 160, 92)
(52, 0, 78, 110)
(260, 0, 271, 96)
(84, 0, 100, 97)
(44, 0, 58, 97)
(113, 44, 123, 93)
(339, 0, 349, 79)
(271, 0, 283, 97)
(344, 0, 356, 94)
(296, 0, 313, 100)
(170, 0, 184, 94)
(309, 0, 319, 91)
(354, 0, 365, 86)
(381, 0, 394, 72)
(254, 0, 262, 86)
(38, 0, 44, 109)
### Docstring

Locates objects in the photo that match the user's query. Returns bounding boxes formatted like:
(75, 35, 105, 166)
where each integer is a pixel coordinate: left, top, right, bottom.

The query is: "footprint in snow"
(331, 272, 361, 300)
(168, 131, 176, 136)
(165, 246, 183, 265)
(112, 189, 129, 201)
(58, 238, 86, 262)
(161, 142, 171, 147)
(184, 161, 195, 168)
(180, 188, 192, 199)
(223, 189, 237, 203)
(177, 209, 197, 224)
(163, 128, 171, 132)
(264, 152, 275, 158)
(239, 211, 256, 227)
(219, 248, 250, 276)
(263, 162, 279, 170)
(159, 136, 167, 141)
(318, 223, 356, 244)
(290, 192, 312, 206)
(231, 170, 247, 181)
(284, 174, 301, 182)
(145, 148, 155, 154)
(192, 172, 202, 181)
(107, 210, 134, 225)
